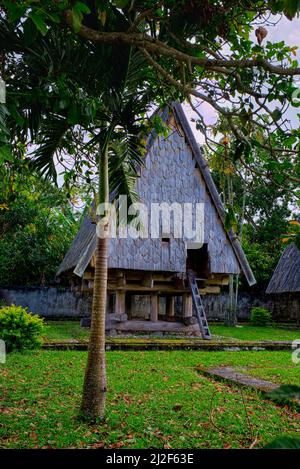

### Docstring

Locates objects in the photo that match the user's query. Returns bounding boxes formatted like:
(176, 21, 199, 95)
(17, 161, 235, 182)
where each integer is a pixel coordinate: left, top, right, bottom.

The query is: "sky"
(185, 14, 300, 143)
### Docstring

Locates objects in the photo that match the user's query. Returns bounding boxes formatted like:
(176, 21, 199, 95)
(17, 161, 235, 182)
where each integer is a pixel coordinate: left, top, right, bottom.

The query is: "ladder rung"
(187, 270, 211, 340)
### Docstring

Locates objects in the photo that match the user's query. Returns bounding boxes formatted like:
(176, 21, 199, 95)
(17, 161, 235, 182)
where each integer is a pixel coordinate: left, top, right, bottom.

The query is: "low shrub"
(0, 304, 44, 351)
(250, 306, 272, 327)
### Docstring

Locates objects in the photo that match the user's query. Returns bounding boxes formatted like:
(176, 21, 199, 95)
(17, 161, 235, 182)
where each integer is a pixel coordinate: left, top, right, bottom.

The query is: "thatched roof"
(57, 103, 256, 286)
(57, 208, 97, 278)
(266, 243, 300, 294)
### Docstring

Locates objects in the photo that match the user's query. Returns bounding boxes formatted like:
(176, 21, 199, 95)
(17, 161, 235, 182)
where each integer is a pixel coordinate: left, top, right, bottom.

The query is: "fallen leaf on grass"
(89, 442, 105, 449)
(108, 441, 125, 449)
(173, 404, 183, 412)
(223, 443, 231, 449)
(192, 382, 202, 390)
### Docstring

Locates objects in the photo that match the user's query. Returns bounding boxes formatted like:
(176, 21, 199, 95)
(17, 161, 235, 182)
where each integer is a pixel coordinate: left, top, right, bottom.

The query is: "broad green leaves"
(265, 436, 300, 449)
(3, 1, 27, 23)
(28, 12, 48, 36)
(0, 161, 80, 286)
(270, 0, 300, 19)
(4, 0, 60, 36)
(115, 0, 130, 7)
(283, 0, 300, 20)
(224, 205, 238, 232)
(71, 1, 91, 32)
(281, 219, 300, 249)
(0, 144, 14, 164)
(1, 0, 300, 198)
(267, 384, 300, 407)
(265, 384, 300, 448)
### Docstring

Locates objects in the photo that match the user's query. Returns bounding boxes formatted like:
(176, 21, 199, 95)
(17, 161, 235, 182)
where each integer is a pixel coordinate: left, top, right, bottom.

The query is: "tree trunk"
(80, 236, 108, 420)
(224, 274, 237, 327)
(80, 143, 109, 421)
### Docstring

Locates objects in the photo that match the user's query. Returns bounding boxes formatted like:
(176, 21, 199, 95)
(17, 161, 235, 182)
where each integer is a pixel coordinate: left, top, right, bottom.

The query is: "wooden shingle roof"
(266, 243, 300, 294)
(57, 103, 256, 286)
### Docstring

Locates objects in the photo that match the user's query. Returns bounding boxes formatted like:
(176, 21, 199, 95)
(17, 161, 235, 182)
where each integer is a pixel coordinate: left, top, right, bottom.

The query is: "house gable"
(108, 111, 240, 275)
(57, 103, 256, 286)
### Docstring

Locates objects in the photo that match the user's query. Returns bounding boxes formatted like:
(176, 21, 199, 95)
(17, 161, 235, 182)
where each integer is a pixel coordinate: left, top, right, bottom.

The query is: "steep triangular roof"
(172, 104, 255, 286)
(266, 243, 300, 294)
(57, 103, 256, 286)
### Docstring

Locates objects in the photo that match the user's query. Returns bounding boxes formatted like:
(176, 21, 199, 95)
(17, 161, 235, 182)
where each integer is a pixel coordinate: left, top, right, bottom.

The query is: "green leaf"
(267, 384, 300, 407)
(3, 1, 27, 23)
(252, 45, 263, 53)
(23, 18, 39, 46)
(272, 108, 282, 121)
(29, 12, 48, 36)
(284, 135, 297, 148)
(74, 2, 91, 14)
(67, 103, 80, 125)
(115, 0, 130, 7)
(283, 0, 300, 20)
(265, 436, 300, 449)
(232, 141, 245, 161)
(0, 144, 14, 163)
(71, 0, 91, 31)
(224, 205, 238, 232)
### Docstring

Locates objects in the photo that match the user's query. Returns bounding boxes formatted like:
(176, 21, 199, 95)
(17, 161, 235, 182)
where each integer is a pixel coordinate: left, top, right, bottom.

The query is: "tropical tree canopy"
(1, 0, 300, 193)
(0, 166, 80, 286)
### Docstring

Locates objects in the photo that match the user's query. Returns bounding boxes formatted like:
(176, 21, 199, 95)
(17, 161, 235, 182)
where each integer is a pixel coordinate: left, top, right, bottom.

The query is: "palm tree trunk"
(80, 143, 109, 421)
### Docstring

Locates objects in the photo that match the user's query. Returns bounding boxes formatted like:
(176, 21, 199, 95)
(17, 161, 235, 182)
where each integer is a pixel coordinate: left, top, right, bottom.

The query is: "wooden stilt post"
(166, 296, 175, 320)
(183, 293, 193, 318)
(150, 294, 158, 322)
(115, 290, 126, 321)
(183, 293, 197, 326)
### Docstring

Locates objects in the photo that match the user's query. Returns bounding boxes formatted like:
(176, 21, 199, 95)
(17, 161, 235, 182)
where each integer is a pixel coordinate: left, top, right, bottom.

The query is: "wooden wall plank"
(108, 119, 240, 276)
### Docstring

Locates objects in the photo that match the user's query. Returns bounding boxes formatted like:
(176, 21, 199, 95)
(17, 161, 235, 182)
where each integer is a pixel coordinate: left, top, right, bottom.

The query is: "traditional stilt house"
(57, 103, 256, 337)
(266, 241, 300, 324)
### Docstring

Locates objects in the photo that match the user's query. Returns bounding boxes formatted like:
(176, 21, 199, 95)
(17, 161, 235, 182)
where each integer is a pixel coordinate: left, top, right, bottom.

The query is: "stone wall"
(0, 287, 92, 318)
(0, 287, 299, 323)
(202, 292, 299, 323)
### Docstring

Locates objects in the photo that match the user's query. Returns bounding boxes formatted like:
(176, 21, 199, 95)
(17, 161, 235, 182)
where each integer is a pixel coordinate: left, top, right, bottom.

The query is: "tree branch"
(63, 10, 300, 77)
(139, 47, 236, 117)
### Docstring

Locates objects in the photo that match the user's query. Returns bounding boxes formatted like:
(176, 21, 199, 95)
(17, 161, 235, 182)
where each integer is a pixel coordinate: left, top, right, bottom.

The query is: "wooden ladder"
(187, 269, 211, 340)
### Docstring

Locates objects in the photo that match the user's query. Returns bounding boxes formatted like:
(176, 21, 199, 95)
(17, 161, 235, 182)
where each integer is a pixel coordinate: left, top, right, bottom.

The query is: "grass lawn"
(210, 324, 300, 342)
(0, 350, 299, 449)
(43, 321, 89, 342)
(43, 321, 300, 343)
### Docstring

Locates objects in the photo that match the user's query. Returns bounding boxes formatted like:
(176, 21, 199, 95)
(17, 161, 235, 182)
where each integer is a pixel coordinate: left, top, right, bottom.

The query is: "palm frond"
(108, 133, 144, 207)
(0, 20, 23, 53)
(123, 49, 150, 98)
(29, 115, 71, 181)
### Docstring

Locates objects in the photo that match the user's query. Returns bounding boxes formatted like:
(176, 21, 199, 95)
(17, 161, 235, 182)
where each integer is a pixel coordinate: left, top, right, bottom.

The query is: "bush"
(0, 304, 44, 351)
(250, 307, 272, 327)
